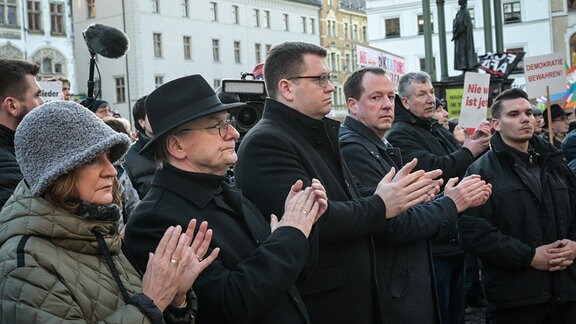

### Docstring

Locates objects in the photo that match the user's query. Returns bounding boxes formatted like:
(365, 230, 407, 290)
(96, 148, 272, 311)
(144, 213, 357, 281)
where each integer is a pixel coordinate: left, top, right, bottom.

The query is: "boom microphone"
(83, 23, 129, 58)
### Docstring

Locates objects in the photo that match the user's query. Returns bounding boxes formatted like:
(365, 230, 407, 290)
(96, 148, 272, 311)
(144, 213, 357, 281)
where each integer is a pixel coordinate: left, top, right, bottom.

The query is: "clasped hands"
(531, 239, 576, 272)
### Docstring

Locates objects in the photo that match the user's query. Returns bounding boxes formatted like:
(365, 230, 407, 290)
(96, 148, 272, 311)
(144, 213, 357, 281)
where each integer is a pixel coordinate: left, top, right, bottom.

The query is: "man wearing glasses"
(542, 104, 572, 149)
(235, 41, 443, 324)
(125, 74, 328, 324)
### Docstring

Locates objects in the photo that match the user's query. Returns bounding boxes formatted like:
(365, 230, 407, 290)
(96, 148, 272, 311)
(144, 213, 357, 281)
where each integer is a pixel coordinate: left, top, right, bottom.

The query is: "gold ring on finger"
(196, 254, 203, 262)
(170, 259, 179, 266)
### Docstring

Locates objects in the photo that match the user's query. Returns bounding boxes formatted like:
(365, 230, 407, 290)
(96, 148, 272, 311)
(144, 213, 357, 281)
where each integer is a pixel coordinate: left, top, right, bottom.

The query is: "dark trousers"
(433, 254, 466, 324)
(488, 301, 576, 324)
(464, 253, 486, 307)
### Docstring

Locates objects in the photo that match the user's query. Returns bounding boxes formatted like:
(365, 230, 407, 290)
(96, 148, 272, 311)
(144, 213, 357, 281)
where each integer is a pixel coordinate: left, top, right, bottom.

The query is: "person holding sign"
(460, 88, 576, 324)
(387, 71, 491, 324)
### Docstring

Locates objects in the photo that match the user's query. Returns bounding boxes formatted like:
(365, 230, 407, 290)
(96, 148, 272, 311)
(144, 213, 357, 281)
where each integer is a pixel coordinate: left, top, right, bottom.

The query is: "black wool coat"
(124, 164, 310, 324)
(340, 116, 458, 324)
(123, 132, 157, 199)
(236, 99, 399, 324)
(459, 132, 576, 311)
(386, 100, 475, 256)
(0, 124, 22, 209)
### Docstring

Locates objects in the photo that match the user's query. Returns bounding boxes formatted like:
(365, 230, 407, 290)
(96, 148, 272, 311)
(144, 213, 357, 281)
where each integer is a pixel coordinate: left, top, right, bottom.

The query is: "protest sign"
(459, 72, 490, 129)
(356, 44, 405, 89)
(524, 53, 565, 99)
(445, 88, 463, 118)
(38, 81, 62, 103)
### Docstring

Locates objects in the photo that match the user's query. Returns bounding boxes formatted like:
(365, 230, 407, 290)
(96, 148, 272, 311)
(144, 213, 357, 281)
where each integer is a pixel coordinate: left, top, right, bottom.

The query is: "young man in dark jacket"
(460, 88, 576, 323)
(124, 95, 157, 199)
(0, 59, 42, 209)
(338, 67, 491, 324)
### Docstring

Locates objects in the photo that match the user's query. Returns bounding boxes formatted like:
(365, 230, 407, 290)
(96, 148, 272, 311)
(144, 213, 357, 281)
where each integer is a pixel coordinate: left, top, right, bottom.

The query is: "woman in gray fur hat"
(0, 100, 219, 323)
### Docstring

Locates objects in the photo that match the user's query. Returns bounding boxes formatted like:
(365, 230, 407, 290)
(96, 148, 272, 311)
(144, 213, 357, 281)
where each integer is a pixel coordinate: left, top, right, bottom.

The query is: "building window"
(0, 0, 17, 26)
(213, 79, 221, 88)
(232, 5, 239, 24)
(151, 0, 159, 13)
(212, 39, 220, 62)
(326, 21, 331, 37)
(283, 13, 289, 31)
(86, 0, 95, 19)
(253, 9, 260, 27)
(506, 47, 524, 74)
(234, 41, 241, 63)
(332, 21, 337, 37)
(362, 26, 367, 41)
(183, 36, 192, 60)
(301, 16, 307, 33)
(503, 1, 521, 24)
(345, 53, 351, 72)
(155, 75, 164, 88)
(265, 44, 271, 56)
(27, 1, 41, 32)
(255, 43, 261, 64)
(115, 77, 126, 103)
(330, 52, 338, 71)
(182, 0, 189, 17)
(264, 10, 270, 28)
(210, 2, 217, 21)
(385, 18, 400, 38)
(42, 57, 53, 74)
(50, 2, 64, 35)
(353, 24, 358, 40)
(310, 18, 315, 34)
(153, 33, 162, 58)
(344, 23, 349, 39)
(419, 57, 436, 77)
(570, 0, 576, 11)
(418, 14, 434, 35)
(468, 7, 475, 27)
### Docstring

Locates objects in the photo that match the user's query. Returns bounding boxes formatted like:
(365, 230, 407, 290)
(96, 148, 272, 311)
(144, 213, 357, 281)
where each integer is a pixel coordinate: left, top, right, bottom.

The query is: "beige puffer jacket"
(0, 181, 150, 323)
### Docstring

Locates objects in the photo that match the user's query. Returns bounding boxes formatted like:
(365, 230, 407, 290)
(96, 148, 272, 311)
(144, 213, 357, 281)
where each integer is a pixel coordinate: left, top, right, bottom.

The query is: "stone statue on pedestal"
(452, 0, 476, 71)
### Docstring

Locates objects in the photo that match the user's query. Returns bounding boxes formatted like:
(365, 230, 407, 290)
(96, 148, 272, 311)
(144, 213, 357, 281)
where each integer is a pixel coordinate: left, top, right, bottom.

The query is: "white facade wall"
(73, 0, 321, 122)
(366, 0, 553, 90)
(0, 0, 76, 91)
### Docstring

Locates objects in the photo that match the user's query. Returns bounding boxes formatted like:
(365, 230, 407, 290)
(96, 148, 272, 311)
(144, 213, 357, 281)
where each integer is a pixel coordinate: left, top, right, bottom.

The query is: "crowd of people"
(0, 40, 575, 324)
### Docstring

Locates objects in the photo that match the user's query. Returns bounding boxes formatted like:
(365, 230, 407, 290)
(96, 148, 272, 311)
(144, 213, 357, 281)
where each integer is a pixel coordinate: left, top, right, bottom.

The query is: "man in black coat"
(124, 95, 157, 199)
(459, 88, 576, 324)
(235, 41, 446, 324)
(386, 71, 491, 324)
(124, 74, 328, 324)
(0, 59, 42, 209)
(339, 67, 491, 323)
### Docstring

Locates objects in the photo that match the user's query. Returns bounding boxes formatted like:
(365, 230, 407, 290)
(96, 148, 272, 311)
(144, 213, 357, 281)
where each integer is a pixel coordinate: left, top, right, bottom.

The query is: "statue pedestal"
(433, 75, 514, 118)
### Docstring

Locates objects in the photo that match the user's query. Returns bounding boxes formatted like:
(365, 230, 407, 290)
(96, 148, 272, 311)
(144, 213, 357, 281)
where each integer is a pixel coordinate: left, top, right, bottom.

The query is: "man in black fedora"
(542, 104, 572, 149)
(124, 74, 328, 324)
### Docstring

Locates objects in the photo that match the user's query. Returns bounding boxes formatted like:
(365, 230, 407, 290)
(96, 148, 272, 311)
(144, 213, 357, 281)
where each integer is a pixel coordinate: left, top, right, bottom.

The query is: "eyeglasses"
(177, 118, 236, 139)
(287, 73, 333, 88)
(553, 115, 569, 122)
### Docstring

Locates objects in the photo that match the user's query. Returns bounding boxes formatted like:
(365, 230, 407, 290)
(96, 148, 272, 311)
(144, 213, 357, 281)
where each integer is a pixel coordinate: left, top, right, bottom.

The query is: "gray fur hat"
(15, 100, 131, 196)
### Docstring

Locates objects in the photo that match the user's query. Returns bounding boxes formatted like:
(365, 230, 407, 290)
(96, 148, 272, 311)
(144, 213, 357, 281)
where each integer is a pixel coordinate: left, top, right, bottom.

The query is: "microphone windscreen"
(83, 23, 129, 59)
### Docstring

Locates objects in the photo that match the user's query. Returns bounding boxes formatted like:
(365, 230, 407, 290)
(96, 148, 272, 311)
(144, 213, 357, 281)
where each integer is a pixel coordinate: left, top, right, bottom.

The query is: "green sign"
(446, 88, 464, 118)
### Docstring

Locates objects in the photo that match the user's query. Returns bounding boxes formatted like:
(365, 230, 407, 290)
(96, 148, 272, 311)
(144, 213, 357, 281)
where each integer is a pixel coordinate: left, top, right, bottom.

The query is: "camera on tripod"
(218, 73, 267, 142)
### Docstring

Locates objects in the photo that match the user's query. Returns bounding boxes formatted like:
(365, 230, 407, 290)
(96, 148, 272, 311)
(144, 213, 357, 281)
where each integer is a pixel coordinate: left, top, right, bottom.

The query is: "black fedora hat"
(140, 74, 245, 153)
(543, 104, 572, 127)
